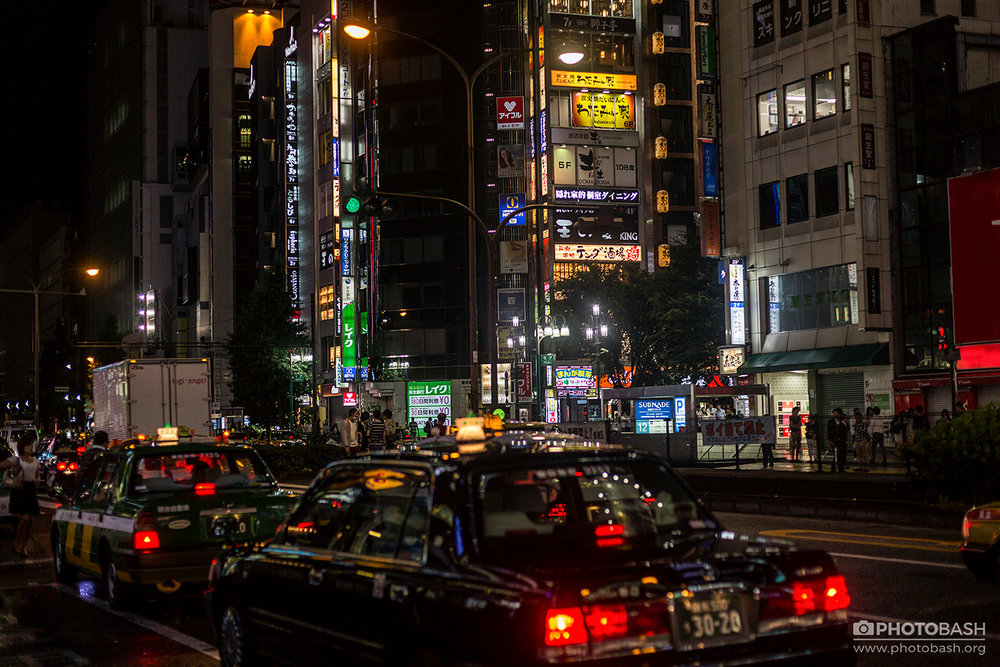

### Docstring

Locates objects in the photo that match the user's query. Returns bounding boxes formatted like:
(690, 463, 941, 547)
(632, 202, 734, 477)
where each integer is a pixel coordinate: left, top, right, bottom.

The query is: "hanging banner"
(701, 199, 721, 257)
(500, 241, 528, 274)
(496, 96, 525, 130)
(571, 92, 636, 130)
(701, 139, 718, 197)
(551, 71, 637, 90)
(702, 417, 777, 445)
(497, 144, 524, 178)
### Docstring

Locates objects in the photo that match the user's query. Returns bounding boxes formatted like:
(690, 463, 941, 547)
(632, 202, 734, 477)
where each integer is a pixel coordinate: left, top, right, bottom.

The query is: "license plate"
(207, 514, 254, 538)
(674, 590, 748, 647)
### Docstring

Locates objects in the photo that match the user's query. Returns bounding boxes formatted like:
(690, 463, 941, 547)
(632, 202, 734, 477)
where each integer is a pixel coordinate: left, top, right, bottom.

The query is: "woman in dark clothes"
(1, 434, 41, 557)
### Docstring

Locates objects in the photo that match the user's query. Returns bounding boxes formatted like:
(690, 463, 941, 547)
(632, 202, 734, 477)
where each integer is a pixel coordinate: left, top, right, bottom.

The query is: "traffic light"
(344, 178, 393, 217)
(936, 326, 949, 352)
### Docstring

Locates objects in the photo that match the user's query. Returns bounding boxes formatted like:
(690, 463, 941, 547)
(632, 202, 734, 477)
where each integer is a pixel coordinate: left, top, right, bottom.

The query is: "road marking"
(849, 611, 1000, 641)
(52, 583, 220, 661)
(830, 551, 967, 570)
(759, 528, 960, 553)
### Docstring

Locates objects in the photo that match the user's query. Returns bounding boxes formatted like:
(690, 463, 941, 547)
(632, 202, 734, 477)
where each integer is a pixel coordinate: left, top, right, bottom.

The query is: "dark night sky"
(1, 3, 94, 229)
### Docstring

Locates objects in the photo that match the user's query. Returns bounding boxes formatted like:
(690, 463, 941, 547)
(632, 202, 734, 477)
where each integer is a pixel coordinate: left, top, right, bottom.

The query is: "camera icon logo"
(853, 620, 876, 636)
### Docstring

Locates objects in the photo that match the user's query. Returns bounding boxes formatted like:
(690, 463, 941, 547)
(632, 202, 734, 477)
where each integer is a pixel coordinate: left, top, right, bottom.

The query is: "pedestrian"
(715, 403, 727, 420)
(0, 434, 41, 557)
(954, 401, 967, 417)
(911, 405, 930, 432)
(368, 411, 386, 452)
(788, 407, 803, 462)
(868, 406, 887, 465)
(852, 412, 870, 472)
(430, 412, 448, 437)
(408, 417, 419, 440)
(341, 408, 360, 455)
(939, 408, 951, 423)
(760, 439, 775, 469)
(382, 410, 398, 448)
(805, 420, 820, 471)
(358, 411, 372, 452)
(826, 408, 850, 473)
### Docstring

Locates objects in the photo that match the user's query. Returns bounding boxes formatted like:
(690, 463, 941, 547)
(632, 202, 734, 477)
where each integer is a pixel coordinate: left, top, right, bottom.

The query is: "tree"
(225, 268, 309, 436)
(556, 243, 724, 386)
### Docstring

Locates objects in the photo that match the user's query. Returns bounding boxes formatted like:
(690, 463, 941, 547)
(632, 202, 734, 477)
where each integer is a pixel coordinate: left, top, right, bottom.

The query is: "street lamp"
(0, 267, 99, 431)
(343, 17, 517, 411)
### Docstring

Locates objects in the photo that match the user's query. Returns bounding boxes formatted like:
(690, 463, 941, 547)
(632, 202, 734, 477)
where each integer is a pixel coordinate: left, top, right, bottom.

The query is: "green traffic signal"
(345, 195, 363, 214)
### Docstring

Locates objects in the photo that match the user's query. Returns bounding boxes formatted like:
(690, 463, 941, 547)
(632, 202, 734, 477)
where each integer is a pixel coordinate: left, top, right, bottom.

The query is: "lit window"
(812, 69, 837, 119)
(784, 80, 806, 128)
(842, 64, 851, 111)
(757, 89, 778, 136)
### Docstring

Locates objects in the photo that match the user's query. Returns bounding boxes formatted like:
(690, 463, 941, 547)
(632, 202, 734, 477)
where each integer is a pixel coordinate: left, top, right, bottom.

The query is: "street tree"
(556, 243, 724, 386)
(225, 268, 309, 437)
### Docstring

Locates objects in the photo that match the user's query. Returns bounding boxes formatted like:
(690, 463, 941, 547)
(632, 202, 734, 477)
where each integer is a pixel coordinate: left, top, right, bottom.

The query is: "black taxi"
(208, 420, 853, 666)
(51, 430, 296, 608)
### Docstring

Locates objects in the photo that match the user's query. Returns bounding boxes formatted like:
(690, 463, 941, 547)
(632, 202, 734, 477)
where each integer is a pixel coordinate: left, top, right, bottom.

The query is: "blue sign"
(636, 420, 651, 434)
(341, 229, 352, 276)
(674, 396, 688, 429)
(701, 140, 718, 198)
(497, 288, 525, 322)
(343, 366, 356, 381)
(636, 399, 673, 420)
(499, 193, 526, 227)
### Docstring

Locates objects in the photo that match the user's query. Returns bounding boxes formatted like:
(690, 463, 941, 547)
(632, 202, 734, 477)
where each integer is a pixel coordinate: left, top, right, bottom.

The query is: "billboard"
(949, 168, 1000, 345)
(407, 381, 452, 424)
(571, 92, 636, 130)
(496, 96, 524, 130)
(553, 205, 640, 245)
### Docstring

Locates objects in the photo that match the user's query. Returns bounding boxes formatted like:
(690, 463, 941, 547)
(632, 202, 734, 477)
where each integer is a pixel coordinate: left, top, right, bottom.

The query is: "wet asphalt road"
(1, 499, 997, 665)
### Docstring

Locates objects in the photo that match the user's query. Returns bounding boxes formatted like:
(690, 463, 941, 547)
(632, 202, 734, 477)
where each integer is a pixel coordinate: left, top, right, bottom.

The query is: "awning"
(738, 343, 890, 374)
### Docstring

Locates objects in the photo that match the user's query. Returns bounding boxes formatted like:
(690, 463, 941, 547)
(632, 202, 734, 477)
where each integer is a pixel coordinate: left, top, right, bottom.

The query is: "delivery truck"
(92, 359, 213, 441)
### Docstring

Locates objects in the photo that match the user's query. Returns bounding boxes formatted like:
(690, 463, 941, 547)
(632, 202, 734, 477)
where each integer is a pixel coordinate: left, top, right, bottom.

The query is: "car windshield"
(131, 450, 275, 494)
(474, 459, 717, 565)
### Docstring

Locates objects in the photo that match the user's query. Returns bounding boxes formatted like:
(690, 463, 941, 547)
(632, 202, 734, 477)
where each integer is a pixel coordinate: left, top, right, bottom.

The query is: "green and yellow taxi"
(51, 429, 297, 607)
(961, 501, 1000, 581)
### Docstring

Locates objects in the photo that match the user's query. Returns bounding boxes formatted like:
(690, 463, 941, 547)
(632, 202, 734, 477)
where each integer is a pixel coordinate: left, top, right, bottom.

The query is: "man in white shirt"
(341, 408, 359, 454)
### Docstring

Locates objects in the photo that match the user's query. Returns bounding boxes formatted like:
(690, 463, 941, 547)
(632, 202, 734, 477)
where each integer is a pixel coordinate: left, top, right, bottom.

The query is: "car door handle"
(308, 567, 324, 586)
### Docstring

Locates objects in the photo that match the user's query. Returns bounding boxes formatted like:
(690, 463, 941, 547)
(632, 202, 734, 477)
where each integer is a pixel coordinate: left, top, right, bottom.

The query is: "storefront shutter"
(817, 372, 865, 440)
(926, 386, 952, 425)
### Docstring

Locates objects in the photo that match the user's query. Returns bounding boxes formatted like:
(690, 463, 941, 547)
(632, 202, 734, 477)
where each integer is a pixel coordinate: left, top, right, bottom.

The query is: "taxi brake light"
(583, 604, 629, 641)
(822, 575, 850, 611)
(76, 447, 85, 454)
(69, 462, 78, 471)
(134, 530, 160, 550)
(545, 607, 587, 646)
(792, 581, 817, 615)
(195, 482, 216, 496)
(594, 524, 625, 537)
(57, 461, 67, 471)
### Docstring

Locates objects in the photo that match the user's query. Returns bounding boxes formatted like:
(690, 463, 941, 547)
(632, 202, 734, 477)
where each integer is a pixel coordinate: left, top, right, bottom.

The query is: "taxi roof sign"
(157, 427, 179, 442)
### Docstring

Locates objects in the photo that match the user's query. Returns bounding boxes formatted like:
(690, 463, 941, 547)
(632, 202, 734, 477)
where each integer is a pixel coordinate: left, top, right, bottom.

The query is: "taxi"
(51, 428, 297, 608)
(208, 418, 853, 666)
(961, 501, 1000, 581)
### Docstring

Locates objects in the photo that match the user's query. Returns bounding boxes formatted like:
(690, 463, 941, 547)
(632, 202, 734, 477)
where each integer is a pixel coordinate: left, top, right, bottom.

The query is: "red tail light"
(195, 482, 215, 496)
(822, 575, 850, 611)
(545, 607, 587, 646)
(133, 511, 160, 550)
(69, 462, 78, 471)
(76, 447, 85, 454)
(57, 462, 67, 471)
(584, 604, 629, 640)
(594, 523, 625, 548)
(792, 581, 817, 614)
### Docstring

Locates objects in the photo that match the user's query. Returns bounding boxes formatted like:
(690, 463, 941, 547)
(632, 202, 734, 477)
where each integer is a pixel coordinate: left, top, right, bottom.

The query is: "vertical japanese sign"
(728, 259, 746, 346)
(407, 381, 452, 424)
(496, 96, 525, 130)
(284, 54, 300, 310)
(699, 84, 717, 139)
(865, 267, 881, 314)
(781, 0, 803, 36)
(341, 228, 353, 276)
(858, 52, 873, 98)
(860, 124, 876, 169)
(753, 1, 775, 47)
(697, 25, 716, 80)
(809, 0, 832, 25)
(701, 200, 721, 257)
(701, 140, 718, 197)
(342, 304, 356, 369)
(696, 0, 714, 22)
(517, 362, 532, 400)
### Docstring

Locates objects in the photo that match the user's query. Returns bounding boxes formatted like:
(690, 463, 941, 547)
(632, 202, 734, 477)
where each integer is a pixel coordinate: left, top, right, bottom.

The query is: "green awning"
(737, 343, 890, 374)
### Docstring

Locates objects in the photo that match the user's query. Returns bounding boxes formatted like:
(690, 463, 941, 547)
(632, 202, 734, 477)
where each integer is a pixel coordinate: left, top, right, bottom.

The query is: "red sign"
(496, 96, 525, 130)
(516, 362, 532, 400)
(343, 392, 358, 407)
(949, 168, 1000, 345)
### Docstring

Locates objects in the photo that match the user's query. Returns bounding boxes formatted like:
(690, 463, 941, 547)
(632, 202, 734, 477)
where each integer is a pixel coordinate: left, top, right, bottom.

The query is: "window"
(784, 80, 806, 128)
(282, 465, 430, 562)
(814, 166, 839, 217)
(786, 174, 809, 223)
(237, 114, 252, 149)
(962, 0, 976, 16)
(757, 89, 779, 136)
(841, 64, 851, 112)
(767, 263, 859, 333)
(759, 181, 781, 229)
(131, 451, 274, 494)
(845, 162, 855, 210)
(812, 69, 837, 119)
(319, 284, 335, 320)
(920, 0, 935, 15)
(75, 456, 109, 502)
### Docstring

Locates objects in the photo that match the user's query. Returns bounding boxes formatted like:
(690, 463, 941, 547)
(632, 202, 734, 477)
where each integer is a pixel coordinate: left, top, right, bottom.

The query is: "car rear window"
(474, 460, 716, 564)
(131, 450, 275, 494)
